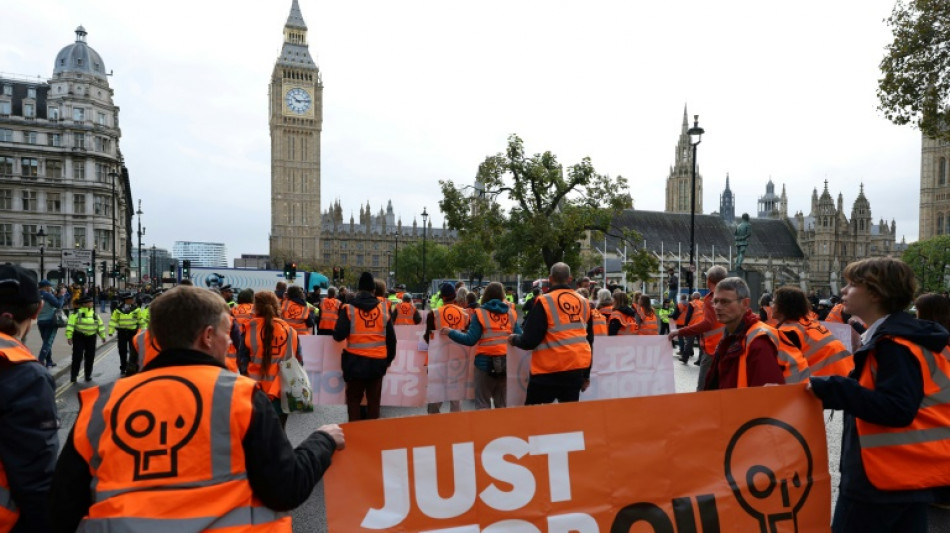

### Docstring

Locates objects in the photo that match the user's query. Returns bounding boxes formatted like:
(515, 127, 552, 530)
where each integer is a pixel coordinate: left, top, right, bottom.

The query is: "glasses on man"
(713, 298, 739, 306)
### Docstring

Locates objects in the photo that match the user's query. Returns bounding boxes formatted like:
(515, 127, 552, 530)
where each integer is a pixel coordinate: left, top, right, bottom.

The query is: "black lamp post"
(686, 114, 705, 296)
(386, 250, 392, 287)
(392, 231, 400, 285)
(37, 226, 47, 279)
(151, 245, 156, 285)
(137, 200, 144, 287)
(421, 207, 428, 298)
(109, 167, 118, 288)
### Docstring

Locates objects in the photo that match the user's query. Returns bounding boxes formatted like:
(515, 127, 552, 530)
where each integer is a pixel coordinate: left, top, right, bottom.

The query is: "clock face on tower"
(285, 87, 312, 114)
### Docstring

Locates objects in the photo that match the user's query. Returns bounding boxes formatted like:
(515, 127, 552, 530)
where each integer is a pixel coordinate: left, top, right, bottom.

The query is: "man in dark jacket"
(333, 272, 397, 421)
(703, 277, 785, 390)
(50, 285, 344, 532)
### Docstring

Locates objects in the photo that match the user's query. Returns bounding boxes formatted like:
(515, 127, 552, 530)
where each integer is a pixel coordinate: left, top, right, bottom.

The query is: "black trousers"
(71, 333, 97, 380)
(525, 377, 583, 405)
(345, 377, 383, 422)
(116, 328, 137, 371)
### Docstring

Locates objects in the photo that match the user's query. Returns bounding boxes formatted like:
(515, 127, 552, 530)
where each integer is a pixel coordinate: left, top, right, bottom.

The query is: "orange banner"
(325, 384, 830, 532)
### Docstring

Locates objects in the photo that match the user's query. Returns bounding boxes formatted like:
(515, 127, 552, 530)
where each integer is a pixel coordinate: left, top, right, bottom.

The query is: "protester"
(333, 272, 396, 421)
(0, 265, 60, 532)
(441, 282, 521, 410)
(634, 295, 660, 335)
(281, 285, 316, 336)
(317, 286, 341, 334)
(607, 292, 638, 335)
(508, 262, 593, 404)
(275, 281, 287, 300)
(392, 293, 421, 325)
(668, 266, 728, 388)
(425, 282, 469, 414)
(758, 293, 774, 325)
(773, 286, 853, 377)
(703, 277, 786, 390)
(594, 288, 614, 323)
(50, 285, 344, 532)
(240, 291, 300, 428)
(669, 293, 690, 354)
(36, 279, 67, 367)
(809, 257, 949, 533)
(65, 296, 105, 383)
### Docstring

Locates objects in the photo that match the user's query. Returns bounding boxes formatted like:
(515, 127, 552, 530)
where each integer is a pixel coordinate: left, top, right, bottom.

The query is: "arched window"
(940, 157, 947, 185)
(938, 214, 945, 235)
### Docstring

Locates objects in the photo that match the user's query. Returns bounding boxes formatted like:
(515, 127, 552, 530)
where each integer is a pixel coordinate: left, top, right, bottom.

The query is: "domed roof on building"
(53, 26, 108, 81)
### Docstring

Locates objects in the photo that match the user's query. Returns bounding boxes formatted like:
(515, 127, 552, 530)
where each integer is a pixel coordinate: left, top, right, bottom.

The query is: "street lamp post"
(386, 250, 392, 287)
(37, 226, 47, 279)
(109, 167, 118, 288)
(151, 245, 156, 286)
(137, 200, 144, 287)
(686, 115, 705, 296)
(392, 231, 399, 285)
(421, 207, 428, 299)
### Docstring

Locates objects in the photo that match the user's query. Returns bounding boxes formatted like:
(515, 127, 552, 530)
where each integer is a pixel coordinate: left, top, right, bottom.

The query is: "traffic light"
(182, 260, 191, 278)
(101, 261, 107, 277)
(283, 262, 291, 279)
(332, 266, 339, 280)
(289, 262, 297, 280)
(339, 267, 345, 280)
(76, 271, 86, 284)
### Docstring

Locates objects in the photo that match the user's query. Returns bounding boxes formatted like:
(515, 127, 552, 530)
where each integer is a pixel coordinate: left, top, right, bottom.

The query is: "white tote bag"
(279, 357, 315, 414)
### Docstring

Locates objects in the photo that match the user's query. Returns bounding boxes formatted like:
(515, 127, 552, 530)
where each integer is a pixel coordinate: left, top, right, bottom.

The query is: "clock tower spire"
(270, 0, 323, 264)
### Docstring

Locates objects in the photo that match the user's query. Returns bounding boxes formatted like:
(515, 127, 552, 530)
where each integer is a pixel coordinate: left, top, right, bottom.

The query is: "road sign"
(61, 249, 92, 269)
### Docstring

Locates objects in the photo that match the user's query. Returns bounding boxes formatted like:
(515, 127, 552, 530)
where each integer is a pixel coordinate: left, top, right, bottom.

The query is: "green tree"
(440, 135, 635, 276)
(622, 248, 661, 289)
(878, 0, 950, 141)
(447, 235, 495, 285)
(394, 241, 453, 292)
(902, 235, 950, 293)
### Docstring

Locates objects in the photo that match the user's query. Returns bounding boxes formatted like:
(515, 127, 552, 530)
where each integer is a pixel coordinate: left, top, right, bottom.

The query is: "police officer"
(0, 265, 59, 532)
(108, 292, 144, 375)
(51, 286, 344, 532)
(220, 284, 236, 309)
(65, 296, 105, 383)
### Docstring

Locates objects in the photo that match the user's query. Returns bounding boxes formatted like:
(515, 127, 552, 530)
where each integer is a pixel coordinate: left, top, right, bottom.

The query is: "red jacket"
(704, 310, 786, 390)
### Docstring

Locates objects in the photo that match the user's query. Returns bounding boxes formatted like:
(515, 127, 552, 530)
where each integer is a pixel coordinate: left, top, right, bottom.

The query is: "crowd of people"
(0, 256, 948, 532)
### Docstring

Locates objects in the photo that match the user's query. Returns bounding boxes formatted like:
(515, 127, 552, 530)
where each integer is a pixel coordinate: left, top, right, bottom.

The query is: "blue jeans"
(37, 322, 58, 365)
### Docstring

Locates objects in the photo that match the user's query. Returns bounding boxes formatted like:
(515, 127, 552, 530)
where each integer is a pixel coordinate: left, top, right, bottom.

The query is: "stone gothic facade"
(665, 106, 703, 214)
(919, 134, 950, 240)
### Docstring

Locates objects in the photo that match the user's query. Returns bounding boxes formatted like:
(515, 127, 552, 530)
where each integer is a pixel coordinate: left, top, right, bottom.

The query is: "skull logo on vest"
(557, 293, 583, 323)
(111, 376, 203, 481)
(284, 302, 305, 319)
(489, 312, 509, 330)
(359, 307, 381, 328)
(443, 308, 463, 328)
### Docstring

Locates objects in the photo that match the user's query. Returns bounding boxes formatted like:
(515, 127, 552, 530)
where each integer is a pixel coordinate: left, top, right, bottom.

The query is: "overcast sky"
(3, 0, 921, 260)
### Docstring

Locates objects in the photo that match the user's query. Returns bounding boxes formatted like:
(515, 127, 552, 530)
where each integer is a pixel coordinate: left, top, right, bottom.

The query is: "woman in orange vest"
(240, 291, 300, 428)
(772, 286, 853, 377)
(0, 265, 59, 533)
(633, 295, 660, 335)
(280, 285, 315, 336)
(757, 293, 776, 325)
(810, 258, 950, 532)
(594, 288, 614, 323)
(608, 292, 638, 335)
(442, 282, 521, 409)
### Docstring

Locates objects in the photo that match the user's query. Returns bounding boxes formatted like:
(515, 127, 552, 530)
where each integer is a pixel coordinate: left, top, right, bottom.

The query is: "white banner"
(821, 321, 855, 353)
(581, 335, 675, 401)
(394, 324, 425, 343)
(425, 336, 475, 403)
(380, 340, 428, 407)
(506, 346, 533, 407)
(299, 335, 346, 405)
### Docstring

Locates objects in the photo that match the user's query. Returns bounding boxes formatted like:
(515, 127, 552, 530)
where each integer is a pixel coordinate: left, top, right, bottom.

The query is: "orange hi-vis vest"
(736, 322, 810, 387)
(675, 302, 689, 326)
(700, 300, 726, 354)
(474, 307, 517, 356)
(319, 298, 340, 331)
(761, 305, 777, 326)
(244, 317, 298, 400)
(855, 336, 950, 490)
(636, 309, 659, 335)
(590, 308, 608, 336)
(394, 302, 416, 325)
(597, 305, 614, 324)
(0, 334, 39, 531)
(71, 365, 291, 532)
(280, 299, 311, 336)
(232, 303, 254, 327)
(531, 290, 592, 375)
(688, 299, 705, 327)
(345, 301, 389, 359)
(779, 318, 853, 377)
(432, 304, 470, 339)
(611, 312, 638, 335)
(826, 303, 845, 323)
(132, 329, 162, 370)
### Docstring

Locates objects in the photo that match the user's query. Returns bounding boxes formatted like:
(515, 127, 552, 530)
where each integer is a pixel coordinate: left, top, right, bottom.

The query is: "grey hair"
(596, 288, 612, 307)
(715, 277, 750, 300)
(550, 262, 572, 284)
(707, 265, 728, 284)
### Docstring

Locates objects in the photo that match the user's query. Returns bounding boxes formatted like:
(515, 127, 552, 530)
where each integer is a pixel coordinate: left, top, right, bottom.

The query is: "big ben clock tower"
(269, 0, 322, 262)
